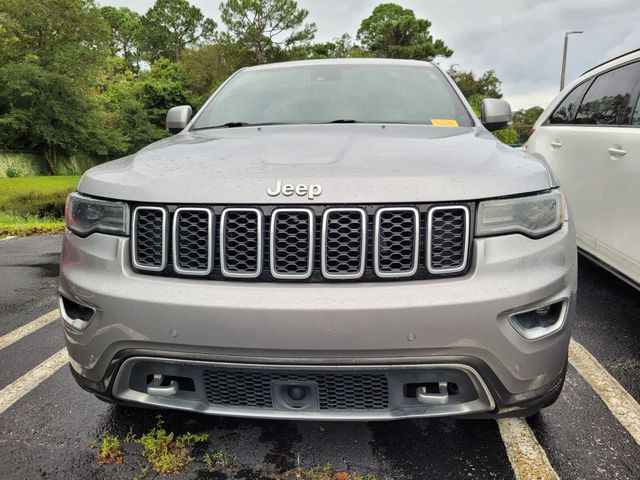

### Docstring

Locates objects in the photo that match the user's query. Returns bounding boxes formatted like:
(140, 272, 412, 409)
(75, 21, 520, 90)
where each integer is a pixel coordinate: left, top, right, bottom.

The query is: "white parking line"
(497, 418, 559, 480)
(0, 309, 60, 352)
(0, 348, 68, 415)
(569, 338, 640, 444)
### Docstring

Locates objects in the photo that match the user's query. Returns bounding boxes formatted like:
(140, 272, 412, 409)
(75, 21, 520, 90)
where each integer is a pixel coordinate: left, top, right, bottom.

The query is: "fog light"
(509, 300, 567, 340)
(59, 295, 95, 331)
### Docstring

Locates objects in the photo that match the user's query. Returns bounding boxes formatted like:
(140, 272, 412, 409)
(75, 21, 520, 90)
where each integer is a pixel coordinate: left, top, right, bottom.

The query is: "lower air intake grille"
(202, 369, 389, 410)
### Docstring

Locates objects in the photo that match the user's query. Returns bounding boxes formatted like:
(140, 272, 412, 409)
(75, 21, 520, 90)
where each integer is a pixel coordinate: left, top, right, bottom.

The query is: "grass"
(96, 432, 124, 465)
(0, 176, 80, 200)
(0, 214, 65, 236)
(0, 176, 78, 237)
(204, 451, 239, 474)
(138, 416, 209, 474)
(92, 418, 379, 479)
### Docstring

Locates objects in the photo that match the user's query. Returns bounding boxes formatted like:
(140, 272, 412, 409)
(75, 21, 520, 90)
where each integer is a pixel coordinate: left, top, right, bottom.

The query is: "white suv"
(525, 49, 640, 287)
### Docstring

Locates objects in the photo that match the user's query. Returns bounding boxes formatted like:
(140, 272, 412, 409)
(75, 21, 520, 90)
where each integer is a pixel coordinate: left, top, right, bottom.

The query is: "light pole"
(560, 31, 583, 91)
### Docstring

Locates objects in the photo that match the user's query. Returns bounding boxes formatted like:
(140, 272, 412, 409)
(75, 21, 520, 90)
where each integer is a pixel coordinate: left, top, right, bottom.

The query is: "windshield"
(192, 63, 473, 129)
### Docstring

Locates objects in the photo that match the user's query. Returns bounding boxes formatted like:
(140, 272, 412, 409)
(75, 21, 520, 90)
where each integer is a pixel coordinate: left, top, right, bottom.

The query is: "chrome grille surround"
(427, 206, 470, 274)
(220, 208, 264, 278)
(373, 207, 420, 278)
(270, 208, 315, 279)
(172, 207, 214, 276)
(131, 206, 168, 272)
(131, 204, 472, 281)
(321, 208, 367, 280)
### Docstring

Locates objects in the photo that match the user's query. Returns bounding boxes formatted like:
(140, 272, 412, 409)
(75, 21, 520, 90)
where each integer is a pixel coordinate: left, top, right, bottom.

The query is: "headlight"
(476, 189, 566, 238)
(65, 192, 129, 237)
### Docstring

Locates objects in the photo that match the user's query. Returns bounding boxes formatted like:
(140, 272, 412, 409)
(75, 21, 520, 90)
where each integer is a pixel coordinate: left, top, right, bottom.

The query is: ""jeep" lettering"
(267, 180, 322, 200)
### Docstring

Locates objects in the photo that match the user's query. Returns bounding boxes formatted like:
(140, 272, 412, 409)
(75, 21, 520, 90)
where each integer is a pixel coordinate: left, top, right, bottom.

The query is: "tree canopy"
(0, 0, 525, 175)
(447, 67, 503, 99)
(220, 0, 316, 64)
(357, 3, 452, 61)
(140, 0, 217, 62)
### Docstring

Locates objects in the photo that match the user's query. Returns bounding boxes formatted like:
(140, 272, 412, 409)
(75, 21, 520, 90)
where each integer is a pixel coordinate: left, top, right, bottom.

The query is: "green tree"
(99, 67, 166, 153)
(447, 66, 502, 99)
(139, 58, 190, 128)
(140, 0, 217, 62)
(512, 105, 543, 143)
(0, 0, 126, 172)
(356, 3, 452, 60)
(513, 106, 544, 125)
(308, 33, 369, 59)
(0, 62, 125, 173)
(100, 6, 142, 69)
(0, 0, 109, 81)
(220, 0, 316, 64)
(180, 44, 240, 107)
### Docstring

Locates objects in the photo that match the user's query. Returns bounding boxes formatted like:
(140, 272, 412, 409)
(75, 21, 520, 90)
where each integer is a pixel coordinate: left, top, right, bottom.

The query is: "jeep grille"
(131, 204, 472, 282)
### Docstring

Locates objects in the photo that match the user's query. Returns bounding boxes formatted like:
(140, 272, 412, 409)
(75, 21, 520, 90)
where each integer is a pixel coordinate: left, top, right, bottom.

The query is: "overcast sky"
(103, 0, 640, 109)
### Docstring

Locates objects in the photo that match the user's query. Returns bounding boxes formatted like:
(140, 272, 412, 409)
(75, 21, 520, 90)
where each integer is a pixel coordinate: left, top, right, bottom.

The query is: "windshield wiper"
(326, 119, 360, 123)
(199, 122, 252, 129)
(194, 121, 296, 130)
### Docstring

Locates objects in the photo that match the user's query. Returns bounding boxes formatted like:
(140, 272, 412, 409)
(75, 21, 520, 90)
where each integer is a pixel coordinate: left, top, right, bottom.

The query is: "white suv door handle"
(608, 146, 626, 157)
(550, 141, 563, 149)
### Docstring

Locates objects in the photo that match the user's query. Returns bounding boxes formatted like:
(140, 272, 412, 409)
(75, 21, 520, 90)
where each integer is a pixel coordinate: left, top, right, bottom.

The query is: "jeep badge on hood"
(267, 180, 322, 200)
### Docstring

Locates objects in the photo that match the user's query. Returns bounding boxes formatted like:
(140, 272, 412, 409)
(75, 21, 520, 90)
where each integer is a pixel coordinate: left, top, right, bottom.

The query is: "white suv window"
(632, 95, 640, 125)
(548, 81, 590, 124)
(574, 62, 640, 125)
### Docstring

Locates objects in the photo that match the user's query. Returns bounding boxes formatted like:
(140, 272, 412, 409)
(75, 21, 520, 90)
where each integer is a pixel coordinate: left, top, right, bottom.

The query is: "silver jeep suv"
(60, 59, 576, 420)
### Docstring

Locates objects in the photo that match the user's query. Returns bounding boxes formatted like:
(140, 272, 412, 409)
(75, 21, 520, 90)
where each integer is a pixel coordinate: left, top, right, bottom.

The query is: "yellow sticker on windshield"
(431, 119, 459, 127)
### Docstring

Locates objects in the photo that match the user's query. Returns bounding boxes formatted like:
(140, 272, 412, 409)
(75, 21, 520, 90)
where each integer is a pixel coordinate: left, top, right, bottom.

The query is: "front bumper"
(59, 223, 577, 419)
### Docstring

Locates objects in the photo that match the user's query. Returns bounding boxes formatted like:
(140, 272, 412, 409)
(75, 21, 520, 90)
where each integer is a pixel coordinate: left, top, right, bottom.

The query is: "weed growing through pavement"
(96, 432, 124, 465)
(138, 415, 208, 474)
(92, 419, 378, 479)
(131, 465, 149, 480)
(204, 451, 240, 474)
(124, 426, 137, 443)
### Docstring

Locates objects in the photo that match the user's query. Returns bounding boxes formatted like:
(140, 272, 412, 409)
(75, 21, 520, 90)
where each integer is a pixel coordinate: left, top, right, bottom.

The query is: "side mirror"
(166, 105, 193, 134)
(481, 99, 512, 131)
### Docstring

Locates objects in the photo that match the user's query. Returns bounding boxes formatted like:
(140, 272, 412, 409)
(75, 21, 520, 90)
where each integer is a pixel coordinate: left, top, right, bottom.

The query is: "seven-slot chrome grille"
(132, 204, 471, 281)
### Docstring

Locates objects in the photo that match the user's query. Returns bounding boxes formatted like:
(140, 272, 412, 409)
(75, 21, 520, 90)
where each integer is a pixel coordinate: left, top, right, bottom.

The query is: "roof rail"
(581, 47, 640, 76)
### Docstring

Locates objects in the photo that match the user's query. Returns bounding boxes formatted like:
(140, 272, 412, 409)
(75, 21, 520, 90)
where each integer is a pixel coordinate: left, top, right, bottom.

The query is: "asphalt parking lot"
(0, 235, 638, 480)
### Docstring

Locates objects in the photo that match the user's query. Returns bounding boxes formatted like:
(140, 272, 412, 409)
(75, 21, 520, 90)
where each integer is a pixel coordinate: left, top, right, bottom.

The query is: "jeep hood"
(79, 124, 554, 204)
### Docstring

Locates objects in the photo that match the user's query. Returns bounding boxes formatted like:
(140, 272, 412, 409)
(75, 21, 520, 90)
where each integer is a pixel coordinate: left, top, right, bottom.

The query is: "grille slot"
(132, 207, 167, 271)
(427, 206, 470, 274)
(173, 208, 214, 275)
(270, 208, 314, 279)
(374, 207, 420, 277)
(202, 368, 389, 410)
(220, 208, 263, 278)
(321, 208, 367, 279)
